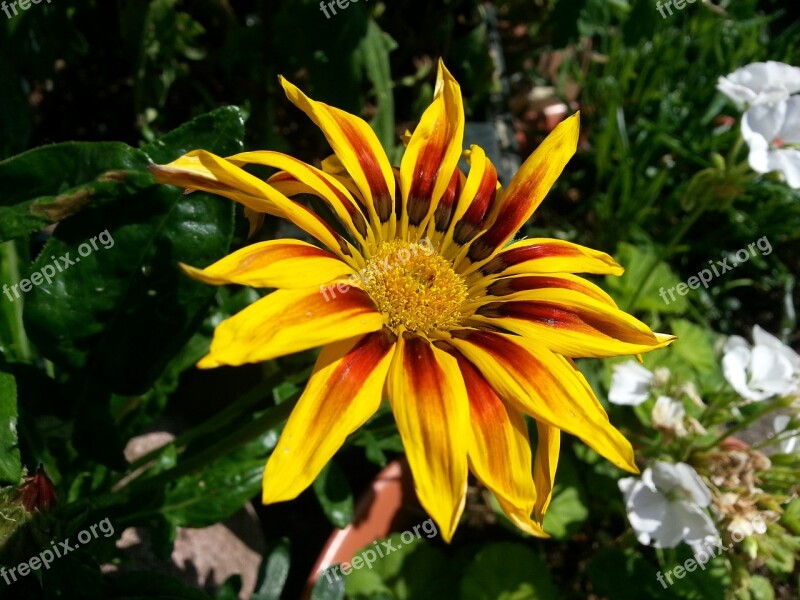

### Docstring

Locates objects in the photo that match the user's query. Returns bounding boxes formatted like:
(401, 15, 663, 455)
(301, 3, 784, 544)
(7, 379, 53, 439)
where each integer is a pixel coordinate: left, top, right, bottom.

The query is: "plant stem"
(62, 394, 297, 517)
(125, 376, 285, 473)
(0, 241, 32, 363)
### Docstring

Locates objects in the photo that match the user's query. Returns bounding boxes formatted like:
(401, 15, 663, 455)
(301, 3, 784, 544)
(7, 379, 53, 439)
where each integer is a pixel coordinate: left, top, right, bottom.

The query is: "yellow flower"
(150, 61, 674, 542)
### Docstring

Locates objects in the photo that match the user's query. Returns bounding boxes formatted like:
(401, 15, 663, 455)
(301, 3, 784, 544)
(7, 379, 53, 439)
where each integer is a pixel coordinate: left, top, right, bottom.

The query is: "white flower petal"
(749, 346, 795, 396)
(767, 148, 800, 189)
(742, 102, 786, 146)
(609, 360, 654, 406)
(678, 502, 719, 546)
(778, 96, 800, 144)
(627, 484, 670, 535)
(723, 345, 767, 401)
(718, 62, 800, 108)
(673, 463, 712, 507)
(649, 503, 689, 548)
(723, 335, 751, 354)
(652, 396, 687, 437)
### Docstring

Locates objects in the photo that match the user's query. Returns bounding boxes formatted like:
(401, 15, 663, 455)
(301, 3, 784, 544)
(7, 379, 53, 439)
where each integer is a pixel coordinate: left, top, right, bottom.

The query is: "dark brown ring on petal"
(432, 171, 462, 233)
(339, 120, 393, 223)
(452, 162, 497, 245)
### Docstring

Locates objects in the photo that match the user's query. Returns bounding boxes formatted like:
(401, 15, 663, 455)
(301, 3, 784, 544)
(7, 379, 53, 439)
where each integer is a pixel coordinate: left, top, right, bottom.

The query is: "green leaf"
(460, 543, 558, 600)
(733, 575, 775, 600)
(160, 455, 264, 528)
(346, 532, 457, 600)
(666, 319, 717, 374)
(311, 570, 346, 600)
(22, 107, 244, 395)
(313, 460, 354, 528)
(779, 498, 800, 536)
(541, 451, 589, 540)
(0, 371, 21, 484)
(252, 538, 291, 600)
(0, 142, 153, 241)
(605, 242, 688, 314)
(142, 106, 245, 164)
(587, 548, 673, 600)
(355, 20, 397, 154)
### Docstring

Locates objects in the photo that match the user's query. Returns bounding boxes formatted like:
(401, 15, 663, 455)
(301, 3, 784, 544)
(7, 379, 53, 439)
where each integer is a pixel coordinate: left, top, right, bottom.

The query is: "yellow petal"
(262, 330, 396, 502)
(150, 151, 357, 264)
(447, 330, 638, 473)
(533, 422, 560, 521)
(478, 237, 624, 278)
(439, 145, 499, 257)
(465, 113, 580, 264)
(198, 287, 384, 368)
(470, 283, 675, 358)
(387, 335, 469, 542)
(454, 352, 547, 538)
(180, 239, 356, 289)
(399, 60, 465, 240)
(280, 76, 395, 232)
(227, 151, 374, 248)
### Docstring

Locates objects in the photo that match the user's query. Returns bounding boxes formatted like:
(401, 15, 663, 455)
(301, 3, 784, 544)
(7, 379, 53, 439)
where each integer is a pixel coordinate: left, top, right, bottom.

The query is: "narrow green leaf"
(0, 371, 21, 484)
(313, 460, 354, 529)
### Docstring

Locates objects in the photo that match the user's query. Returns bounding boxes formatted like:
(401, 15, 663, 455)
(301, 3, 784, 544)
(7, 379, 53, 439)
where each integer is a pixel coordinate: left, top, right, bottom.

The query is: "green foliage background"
(0, 0, 799, 598)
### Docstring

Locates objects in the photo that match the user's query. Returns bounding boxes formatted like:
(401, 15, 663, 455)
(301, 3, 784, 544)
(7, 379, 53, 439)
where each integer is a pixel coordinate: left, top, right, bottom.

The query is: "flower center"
(363, 240, 467, 335)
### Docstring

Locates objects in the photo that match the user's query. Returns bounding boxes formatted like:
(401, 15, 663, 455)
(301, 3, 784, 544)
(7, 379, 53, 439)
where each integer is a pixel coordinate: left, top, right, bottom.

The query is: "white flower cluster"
(608, 324, 799, 553)
(717, 61, 800, 188)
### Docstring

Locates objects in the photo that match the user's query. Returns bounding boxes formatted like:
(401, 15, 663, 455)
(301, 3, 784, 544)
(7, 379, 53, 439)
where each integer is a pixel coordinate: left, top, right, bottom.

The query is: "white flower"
(609, 361, 654, 406)
(619, 462, 717, 549)
(722, 325, 800, 402)
(742, 96, 800, 189)
(773, 415, 799, 454)
(652, 396, 688, 437)
(717, 61, 800, 109)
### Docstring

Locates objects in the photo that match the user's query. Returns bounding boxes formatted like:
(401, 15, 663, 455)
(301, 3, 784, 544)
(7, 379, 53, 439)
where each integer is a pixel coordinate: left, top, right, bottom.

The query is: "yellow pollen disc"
(363, 240, 468, 335)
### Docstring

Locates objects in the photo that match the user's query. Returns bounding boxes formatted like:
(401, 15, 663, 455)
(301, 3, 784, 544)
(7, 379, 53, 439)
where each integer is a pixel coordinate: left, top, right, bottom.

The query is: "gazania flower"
(150, 61, 673, 541)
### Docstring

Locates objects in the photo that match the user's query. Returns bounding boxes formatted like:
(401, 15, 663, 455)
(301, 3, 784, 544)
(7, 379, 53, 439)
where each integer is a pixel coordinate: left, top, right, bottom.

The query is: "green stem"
(699, 396, 792, 451)
(726, 134, 744, 169)
(0, 241, 32, 363)
(624, 203, 707, 312)
(125, 376, 284, 474)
